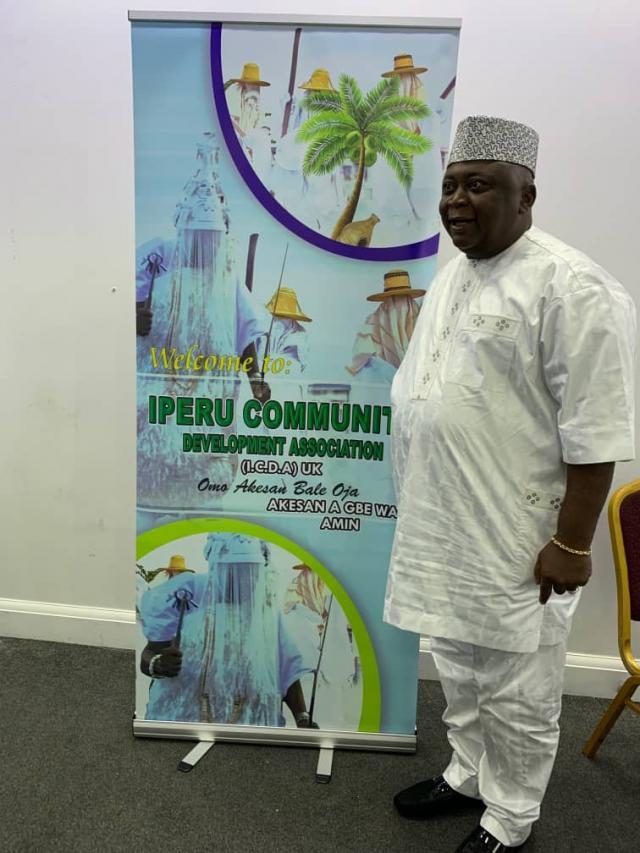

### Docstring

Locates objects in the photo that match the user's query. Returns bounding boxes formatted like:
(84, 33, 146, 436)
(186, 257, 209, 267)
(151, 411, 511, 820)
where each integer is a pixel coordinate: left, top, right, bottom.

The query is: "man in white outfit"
(385, 116, 636, 851)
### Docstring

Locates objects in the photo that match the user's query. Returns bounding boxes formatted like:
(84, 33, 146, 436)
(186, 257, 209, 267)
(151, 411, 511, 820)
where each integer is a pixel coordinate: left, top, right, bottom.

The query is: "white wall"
(1, 1, 638, 674)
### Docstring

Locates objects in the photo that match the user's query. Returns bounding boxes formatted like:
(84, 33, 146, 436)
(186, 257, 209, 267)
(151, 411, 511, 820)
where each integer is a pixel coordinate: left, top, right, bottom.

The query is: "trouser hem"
(481, 812, 531, 848)
(442, 765, 481, 799)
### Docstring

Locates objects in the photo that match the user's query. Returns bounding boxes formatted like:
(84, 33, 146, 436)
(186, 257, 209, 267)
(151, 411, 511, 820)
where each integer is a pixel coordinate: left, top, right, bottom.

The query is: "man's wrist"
(550, 535, 592, 557)
(295, 711, 310, 725)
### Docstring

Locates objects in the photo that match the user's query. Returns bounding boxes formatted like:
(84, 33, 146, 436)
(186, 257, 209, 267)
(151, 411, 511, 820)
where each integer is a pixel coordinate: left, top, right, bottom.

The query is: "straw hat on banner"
(382, 54, 428, 77)
(299, 68, 336, 92)
(266, 287, 312, 321)
(229, 63, 271, 87)
(160, 555, 195, 573)
(366, 269, 426, 302)
(138, 554, 195, 583)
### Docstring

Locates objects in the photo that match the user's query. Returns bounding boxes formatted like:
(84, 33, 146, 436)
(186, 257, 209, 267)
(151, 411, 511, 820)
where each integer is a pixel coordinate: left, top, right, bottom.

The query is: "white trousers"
(431, 637, 567, 848)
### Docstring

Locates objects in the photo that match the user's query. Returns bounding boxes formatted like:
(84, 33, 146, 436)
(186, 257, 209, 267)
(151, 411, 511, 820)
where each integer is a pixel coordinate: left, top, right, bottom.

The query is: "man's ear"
(520, 182, 537, 213)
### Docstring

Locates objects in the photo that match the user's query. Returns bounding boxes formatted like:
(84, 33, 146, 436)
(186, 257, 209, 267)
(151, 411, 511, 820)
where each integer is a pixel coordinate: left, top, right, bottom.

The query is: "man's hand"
(249, 375, 271, 404)
(155, 645, 182, 677)
(534, 541, 592, 604)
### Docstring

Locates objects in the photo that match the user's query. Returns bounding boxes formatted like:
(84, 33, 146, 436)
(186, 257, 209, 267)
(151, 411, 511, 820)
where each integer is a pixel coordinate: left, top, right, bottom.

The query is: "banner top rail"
(128, 10, 462, 29)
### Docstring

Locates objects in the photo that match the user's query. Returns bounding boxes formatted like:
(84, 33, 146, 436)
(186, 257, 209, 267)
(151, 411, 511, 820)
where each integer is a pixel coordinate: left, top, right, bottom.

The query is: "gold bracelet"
(550, 536, 592, 557)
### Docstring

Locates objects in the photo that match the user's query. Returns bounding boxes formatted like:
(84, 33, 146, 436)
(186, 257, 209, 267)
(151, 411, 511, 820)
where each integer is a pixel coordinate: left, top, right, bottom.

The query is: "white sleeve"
(541, 283, 636, 463)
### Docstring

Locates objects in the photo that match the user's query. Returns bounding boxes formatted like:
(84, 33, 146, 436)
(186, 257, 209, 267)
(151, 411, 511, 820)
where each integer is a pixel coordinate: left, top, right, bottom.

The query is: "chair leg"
(582, 676, 640, 758)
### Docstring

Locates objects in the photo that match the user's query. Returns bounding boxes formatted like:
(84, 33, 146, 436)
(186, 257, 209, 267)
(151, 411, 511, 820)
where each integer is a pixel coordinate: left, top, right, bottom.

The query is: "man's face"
(439, 160, 534, 259)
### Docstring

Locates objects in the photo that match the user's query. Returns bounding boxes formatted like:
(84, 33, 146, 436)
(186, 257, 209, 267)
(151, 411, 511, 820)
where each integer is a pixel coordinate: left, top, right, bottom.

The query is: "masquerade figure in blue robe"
(139, 535, 315, 728)
(135, 134, 270, 514)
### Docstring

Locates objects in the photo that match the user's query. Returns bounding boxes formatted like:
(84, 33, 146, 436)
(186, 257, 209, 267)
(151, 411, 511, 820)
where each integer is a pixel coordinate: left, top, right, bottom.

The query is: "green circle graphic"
(137, 517, 381, 732)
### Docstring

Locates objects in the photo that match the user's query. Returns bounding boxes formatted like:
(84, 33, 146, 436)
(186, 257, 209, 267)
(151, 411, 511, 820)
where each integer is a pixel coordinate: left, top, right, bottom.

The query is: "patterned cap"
(448, 116, 538, 175)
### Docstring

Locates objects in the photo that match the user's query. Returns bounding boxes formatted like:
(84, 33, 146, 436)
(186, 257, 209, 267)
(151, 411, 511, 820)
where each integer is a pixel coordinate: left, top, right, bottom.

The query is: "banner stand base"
(316, 746, 333, 783)
(176, 738, 336, 781)
(134, 717, 417, 754)
(177, 740, 215, 772)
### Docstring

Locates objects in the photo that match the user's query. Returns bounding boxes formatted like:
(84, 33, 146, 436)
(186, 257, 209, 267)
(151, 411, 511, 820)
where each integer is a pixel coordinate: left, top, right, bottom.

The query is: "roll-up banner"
(132, 12, 460, 750)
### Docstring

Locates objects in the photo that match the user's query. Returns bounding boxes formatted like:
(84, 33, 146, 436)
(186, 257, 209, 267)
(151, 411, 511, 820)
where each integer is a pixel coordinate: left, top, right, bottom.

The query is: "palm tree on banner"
(296, 74, 431, 241)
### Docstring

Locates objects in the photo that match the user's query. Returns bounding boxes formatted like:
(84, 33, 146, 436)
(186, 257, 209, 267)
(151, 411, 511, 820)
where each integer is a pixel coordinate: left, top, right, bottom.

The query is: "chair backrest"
(620, 488, 640, 621)
(608, 479, 640, 676)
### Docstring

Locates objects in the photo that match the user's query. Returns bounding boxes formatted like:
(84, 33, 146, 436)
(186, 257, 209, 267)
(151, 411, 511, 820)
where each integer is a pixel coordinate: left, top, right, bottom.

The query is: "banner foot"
(316, 746, 334, 783)
(177, 740, 215, 772)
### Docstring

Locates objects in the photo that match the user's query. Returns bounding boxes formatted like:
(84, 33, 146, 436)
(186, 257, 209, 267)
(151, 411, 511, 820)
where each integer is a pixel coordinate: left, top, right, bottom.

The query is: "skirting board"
(0, 598, 629, 700)
(0, 598, 136, 650)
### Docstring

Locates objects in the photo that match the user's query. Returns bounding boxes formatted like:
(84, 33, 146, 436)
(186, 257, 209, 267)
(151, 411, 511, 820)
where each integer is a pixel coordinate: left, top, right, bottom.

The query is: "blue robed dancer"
(139, 534, 316, 728)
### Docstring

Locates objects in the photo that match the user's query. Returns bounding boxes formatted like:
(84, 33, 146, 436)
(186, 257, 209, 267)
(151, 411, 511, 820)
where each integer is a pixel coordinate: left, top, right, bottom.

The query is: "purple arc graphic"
(210, 23, 440, 262)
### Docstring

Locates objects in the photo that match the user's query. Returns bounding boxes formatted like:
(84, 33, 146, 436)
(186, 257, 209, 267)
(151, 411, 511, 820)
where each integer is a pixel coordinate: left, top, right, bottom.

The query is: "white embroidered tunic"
(384, 227, 636, 652)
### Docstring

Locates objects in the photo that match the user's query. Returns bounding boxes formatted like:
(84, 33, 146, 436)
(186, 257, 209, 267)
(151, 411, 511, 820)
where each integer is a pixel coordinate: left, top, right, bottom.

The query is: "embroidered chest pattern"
(412, 272, 477, 399)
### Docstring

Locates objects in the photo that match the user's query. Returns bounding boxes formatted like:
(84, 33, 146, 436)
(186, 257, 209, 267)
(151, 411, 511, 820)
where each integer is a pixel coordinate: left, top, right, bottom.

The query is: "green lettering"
(330, 403, 351, 433)
(306, 403, 329, 431)
(282, 401, 306, 430)
(351, 405, 371, 434)
(176, 396, 194, 426)
(262, 401, 283, 429)
(194, 397, 214, 427)
(214, 398, 234, 427)
(158, 396, 175, 424)
(243, 400, 262, 428)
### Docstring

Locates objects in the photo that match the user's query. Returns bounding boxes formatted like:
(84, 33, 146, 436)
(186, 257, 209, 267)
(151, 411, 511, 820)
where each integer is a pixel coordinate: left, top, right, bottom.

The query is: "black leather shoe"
(454, 825, 524, 852)
(394, 775, 480, 819)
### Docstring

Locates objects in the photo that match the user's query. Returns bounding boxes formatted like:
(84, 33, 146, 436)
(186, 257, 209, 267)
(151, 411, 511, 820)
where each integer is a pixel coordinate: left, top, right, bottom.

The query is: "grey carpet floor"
(1, 637, 638, 853)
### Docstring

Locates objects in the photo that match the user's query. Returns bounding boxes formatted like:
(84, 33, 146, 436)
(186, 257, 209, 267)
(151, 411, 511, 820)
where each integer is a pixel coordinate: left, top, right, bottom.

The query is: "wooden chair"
(583, 479, 640, 758)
